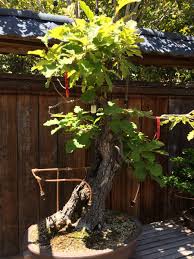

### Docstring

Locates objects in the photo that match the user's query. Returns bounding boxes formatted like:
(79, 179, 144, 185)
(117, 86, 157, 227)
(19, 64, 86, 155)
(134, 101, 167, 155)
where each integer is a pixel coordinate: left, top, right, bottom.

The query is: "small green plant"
(163, 148, 194, 196)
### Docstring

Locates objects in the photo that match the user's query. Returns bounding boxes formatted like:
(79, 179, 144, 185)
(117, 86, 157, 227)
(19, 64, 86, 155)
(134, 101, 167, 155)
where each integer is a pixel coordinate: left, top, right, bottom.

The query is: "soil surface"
(28, 211, 140, 256)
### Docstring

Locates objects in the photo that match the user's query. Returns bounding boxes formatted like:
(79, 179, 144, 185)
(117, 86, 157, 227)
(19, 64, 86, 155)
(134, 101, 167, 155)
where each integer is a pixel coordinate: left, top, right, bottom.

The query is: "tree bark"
(39, 124, 121, 244)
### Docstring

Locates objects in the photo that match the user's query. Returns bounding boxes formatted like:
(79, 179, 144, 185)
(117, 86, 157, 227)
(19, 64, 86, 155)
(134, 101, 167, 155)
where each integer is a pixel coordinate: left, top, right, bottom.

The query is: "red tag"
(154, 116, 161, 140)
(64, 72, 70, 98)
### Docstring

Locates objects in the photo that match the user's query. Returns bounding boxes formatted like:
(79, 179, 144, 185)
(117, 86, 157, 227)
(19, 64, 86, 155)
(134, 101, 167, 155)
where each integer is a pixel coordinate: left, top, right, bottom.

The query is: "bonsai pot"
(23, 218, 142, 259)
(183, 207, 194, 230)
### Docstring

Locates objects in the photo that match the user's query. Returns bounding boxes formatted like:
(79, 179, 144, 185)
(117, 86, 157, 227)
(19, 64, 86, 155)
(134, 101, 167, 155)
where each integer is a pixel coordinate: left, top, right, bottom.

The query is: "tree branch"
(125, 2, 141, 21)
(66, 0, 72, 6)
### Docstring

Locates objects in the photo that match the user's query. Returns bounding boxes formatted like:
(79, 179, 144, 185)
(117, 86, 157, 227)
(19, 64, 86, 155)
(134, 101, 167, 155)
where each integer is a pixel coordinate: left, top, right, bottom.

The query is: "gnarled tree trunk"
(39, 124, 121, 244)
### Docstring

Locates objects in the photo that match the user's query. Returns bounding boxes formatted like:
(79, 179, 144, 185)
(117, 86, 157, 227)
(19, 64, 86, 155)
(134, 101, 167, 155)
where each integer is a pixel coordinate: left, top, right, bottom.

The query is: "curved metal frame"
(31, 167, 92, 211)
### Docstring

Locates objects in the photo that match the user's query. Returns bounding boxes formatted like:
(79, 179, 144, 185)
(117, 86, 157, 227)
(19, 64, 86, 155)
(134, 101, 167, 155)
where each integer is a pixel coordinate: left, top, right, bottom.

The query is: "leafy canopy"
(30, 1, 166, 184)
(29, 0, 142, 97)
(1, 0, 194, 83)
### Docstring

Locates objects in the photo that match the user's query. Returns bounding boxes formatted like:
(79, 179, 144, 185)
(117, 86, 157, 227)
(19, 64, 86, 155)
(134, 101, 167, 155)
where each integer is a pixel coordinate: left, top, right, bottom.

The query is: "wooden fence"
(0, 74, 194, 256)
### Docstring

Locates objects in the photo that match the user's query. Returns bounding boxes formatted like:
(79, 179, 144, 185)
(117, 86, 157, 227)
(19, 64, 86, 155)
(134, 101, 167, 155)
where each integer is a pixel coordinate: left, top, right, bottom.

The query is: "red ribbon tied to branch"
(64, 72, 70, 98)
(154, 116, 161, 140)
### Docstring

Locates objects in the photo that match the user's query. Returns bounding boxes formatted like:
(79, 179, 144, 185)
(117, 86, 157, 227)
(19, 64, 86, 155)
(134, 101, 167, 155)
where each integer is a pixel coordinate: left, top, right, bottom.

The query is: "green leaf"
(155, 150, 169, 156)
(120, 120, 133, 134)
(74, 106, 83, 114)
(83, 115, 95, 122)
(66, 138, 83, 153)
(80, 1, 94, 21)
(110, 120, 121, 133)
(169, 119, 180, 130)
(79, 60, 94, 75)
(133, 162, 146, 181)
(104, 73, 113, 91)
(142, 152, 155, 162)
(115, 0, 140, 15)
(45, 78, 51, 88)
(77, 132, 91, 147)
(44, 118, 59, 126)
(51, 126, 61, 135)
(50, 113, 66, 118)
(187, 130, 194, 141)
(59, 56, 75, 65)
(120, 60, 130, 78)
(38, 35, 49, 47)
(81, 89, 96, 103)
(146, 140, 165, 150)
(148, 163, 163, 177)
(43, 63, 57, 78)
(131, 151, 140, 162)
(32, 61, 57, 78)
(104, 102, 123, 115)
(66, 139, 76, 153)
(28, 49, 46, 57)
(48, 25, 69, 40)
(69, 73, 80, 88)
(94, 116, 102, 124)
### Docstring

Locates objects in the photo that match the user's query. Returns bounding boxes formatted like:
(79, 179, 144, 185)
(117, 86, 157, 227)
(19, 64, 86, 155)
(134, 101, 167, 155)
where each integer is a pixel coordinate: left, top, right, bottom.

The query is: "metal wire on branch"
(32, 167, 92, 212)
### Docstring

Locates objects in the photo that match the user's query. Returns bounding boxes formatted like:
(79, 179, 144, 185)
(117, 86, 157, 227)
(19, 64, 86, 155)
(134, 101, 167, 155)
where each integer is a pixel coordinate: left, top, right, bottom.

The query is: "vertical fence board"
(17, 95, 39, 249)
(0, 95, 18, 256)
(39, 96, 58, 218)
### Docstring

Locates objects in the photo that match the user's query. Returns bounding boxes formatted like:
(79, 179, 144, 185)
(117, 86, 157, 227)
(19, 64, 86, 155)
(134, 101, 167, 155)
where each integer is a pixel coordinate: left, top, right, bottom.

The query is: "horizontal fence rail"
(0, 74, 193, 256)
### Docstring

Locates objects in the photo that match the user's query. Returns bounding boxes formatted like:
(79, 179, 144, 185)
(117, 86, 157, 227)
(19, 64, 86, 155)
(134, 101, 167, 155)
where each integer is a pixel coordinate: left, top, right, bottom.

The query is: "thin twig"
(0, 0, 6, 5)
(48, 81, 77, 115)
(52, 81, 67, 102)
(48, 101, 64, 115)
(52, 81, 77, 103)
(57, 78, 66, 90)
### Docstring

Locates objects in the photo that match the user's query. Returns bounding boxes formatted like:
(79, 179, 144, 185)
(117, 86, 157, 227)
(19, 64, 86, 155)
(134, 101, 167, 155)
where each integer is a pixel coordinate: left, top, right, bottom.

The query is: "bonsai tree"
(29, 0, 165, 243)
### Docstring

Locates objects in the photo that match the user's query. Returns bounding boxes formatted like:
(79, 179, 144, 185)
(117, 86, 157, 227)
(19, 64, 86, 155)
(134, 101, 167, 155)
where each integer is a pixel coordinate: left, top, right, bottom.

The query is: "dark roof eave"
(0, 8, 194, 61)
